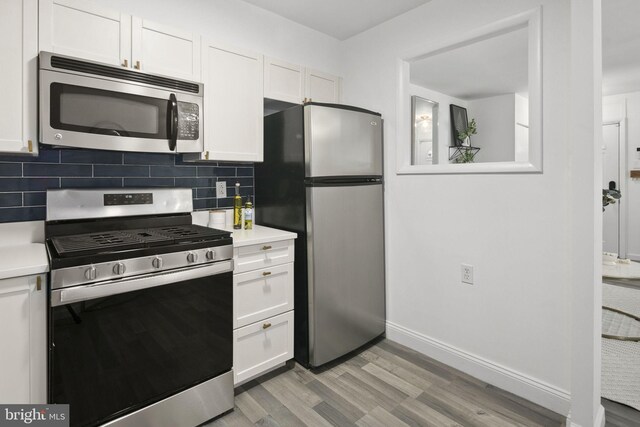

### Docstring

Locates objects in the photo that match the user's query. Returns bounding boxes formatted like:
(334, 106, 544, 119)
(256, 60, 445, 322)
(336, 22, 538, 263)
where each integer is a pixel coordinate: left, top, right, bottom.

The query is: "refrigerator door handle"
(305, 177, 382, 187)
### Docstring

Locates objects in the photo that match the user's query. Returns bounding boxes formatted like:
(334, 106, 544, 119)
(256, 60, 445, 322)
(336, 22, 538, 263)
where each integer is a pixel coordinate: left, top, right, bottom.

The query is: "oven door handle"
(51, 261, 233, 307)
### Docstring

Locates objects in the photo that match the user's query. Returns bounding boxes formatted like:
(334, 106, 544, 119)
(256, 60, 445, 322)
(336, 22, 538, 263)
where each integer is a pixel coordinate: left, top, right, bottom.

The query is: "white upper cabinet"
(265, 56, 342, 104)
(0, 0, 38, 155)
(264, 58, 304, 104)
(39, 0, 131, 67)
(40, 0, 201, 81)
(305, 68, 342, 104)
(195, 43, 264, 162)
(131, 17, 201, 82)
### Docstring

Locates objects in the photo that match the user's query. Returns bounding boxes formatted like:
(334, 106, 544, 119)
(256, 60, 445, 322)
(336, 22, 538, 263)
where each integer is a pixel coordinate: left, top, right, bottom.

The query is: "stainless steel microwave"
(39, 52, 203, 153)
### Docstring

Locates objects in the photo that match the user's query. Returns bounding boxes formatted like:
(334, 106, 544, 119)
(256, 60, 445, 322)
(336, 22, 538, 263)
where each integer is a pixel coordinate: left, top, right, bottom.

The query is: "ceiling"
(239, 0, 431, 40)
(602, 0, 640, 96)
(239, 0, 639, 96)
(410, 25, 529, 101)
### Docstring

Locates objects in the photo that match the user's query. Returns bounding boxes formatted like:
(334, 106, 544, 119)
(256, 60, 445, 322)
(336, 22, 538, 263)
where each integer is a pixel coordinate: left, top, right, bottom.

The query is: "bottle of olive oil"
(233, 182, 242, 230)
(244, 196, 253, 230)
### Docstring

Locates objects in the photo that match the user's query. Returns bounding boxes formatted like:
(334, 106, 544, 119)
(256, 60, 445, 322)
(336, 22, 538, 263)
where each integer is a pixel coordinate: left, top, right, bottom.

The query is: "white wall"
(91, 0, 343, 76)
(467, 94, 516, 163)
(341, 0, 574, 416)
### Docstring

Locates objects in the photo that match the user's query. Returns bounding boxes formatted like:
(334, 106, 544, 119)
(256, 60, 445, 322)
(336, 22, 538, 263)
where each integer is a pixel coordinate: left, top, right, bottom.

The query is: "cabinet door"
(202, 43, 263, 162)
(234, 263, 294, 328)
(305, 68, 341, 104)
(0, 0, 38, 155)
(234, 239, 294, 274)
(0, 275, 46, 403)
(39, 0, 131, 67)
(264, 57, 304, 104)
(233, 311, 294, 385)
(131, 17, 201, 81)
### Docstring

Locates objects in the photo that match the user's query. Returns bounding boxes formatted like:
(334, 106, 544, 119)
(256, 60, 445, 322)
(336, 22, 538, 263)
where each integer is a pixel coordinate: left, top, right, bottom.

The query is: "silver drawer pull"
(262, 271, 272, 277)
(263, 322, 272, 329)
(261, 245, 272, 250)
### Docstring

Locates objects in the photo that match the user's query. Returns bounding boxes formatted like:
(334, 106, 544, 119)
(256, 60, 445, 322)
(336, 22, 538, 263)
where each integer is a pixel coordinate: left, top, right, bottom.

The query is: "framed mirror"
(397, 7, 542, 174)
(412, 96, 438, 165)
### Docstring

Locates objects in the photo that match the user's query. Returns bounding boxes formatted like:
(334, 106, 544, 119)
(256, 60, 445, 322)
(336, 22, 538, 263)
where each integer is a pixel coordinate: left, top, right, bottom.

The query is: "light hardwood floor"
(206, 339, 566, 427)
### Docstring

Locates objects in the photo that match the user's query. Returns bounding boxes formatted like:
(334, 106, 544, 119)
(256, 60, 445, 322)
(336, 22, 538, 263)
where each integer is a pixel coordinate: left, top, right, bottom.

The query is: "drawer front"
(234, 239, 294, 273)
(233, 311, 294, 385)
(234, 263, 293, 328)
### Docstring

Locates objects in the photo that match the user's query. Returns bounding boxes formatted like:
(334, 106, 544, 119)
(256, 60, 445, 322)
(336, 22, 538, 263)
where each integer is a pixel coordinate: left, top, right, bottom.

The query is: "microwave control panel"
(177, 102, 200, 140)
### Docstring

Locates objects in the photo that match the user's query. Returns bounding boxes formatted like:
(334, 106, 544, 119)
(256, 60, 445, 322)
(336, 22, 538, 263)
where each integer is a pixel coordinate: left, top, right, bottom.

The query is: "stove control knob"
(205, 249, 215, 260)
(152, 257, 163, 269)
(113, 262, 126, 275)
(84, 266, 97, 281)
(187, 252, 198, 263)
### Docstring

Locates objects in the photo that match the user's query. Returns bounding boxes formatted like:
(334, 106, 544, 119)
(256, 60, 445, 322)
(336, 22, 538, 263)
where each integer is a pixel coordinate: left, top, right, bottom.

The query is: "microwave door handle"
(168, 93, 178, 151)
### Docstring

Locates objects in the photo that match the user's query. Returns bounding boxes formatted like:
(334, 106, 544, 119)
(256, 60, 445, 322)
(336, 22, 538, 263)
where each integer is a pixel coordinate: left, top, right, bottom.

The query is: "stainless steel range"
(45, 188, 234, 427)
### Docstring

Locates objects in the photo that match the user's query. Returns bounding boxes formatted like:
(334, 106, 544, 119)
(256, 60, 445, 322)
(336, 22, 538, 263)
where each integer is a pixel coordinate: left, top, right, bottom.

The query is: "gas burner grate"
(50, 225, 228, 257)
(51, 231, 149, 256)
(155, 225, 226, 241)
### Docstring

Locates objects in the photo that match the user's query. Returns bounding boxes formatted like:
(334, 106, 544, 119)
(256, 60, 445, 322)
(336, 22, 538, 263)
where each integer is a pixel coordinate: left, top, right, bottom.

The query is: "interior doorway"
(602, 122, 626, 258)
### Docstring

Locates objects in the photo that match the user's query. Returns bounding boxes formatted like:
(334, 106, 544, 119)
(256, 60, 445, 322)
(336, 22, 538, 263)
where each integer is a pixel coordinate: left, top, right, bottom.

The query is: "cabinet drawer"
(233, 311, 293, 385)
(234, 263, 293, 328)
(234, 239, 294, 273)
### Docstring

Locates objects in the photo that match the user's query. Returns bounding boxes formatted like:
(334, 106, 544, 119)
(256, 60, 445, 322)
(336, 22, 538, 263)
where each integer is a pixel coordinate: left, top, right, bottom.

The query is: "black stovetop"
(46, 214, 231, 269)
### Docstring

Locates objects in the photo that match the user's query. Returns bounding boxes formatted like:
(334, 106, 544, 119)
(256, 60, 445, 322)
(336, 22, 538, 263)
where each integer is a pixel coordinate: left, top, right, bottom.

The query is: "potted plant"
(455, 118, 478, 163)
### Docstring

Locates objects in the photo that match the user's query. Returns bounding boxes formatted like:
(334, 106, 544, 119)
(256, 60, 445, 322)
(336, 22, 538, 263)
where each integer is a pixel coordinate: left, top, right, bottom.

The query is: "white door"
(0, 0, 38, 154)
(603, 123, 621, 254)
(264, 57, 304, 104)
(0, 275, 46, 403)
(305, 68, 341, 103)
(131, 17, 201, 81)
(39, 0, 131, 67)
(201, 43, 263, 162)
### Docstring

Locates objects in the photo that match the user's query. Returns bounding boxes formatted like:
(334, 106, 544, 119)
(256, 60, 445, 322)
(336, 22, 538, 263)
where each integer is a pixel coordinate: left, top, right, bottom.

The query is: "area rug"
(601, 283, 640, 411)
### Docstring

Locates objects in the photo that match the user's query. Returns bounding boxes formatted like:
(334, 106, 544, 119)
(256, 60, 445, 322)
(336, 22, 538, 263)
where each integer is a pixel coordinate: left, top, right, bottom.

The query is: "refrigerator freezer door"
(304, 105, 382, 178)
(306, 183, 385, 367)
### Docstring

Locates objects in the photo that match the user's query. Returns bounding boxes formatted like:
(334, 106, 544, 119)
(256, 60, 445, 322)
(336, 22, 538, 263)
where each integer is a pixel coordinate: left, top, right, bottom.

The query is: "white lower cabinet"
(0, 274, 46, 403)
(233, 311, 294, 385)
(232, 238, 295, 385)
(234, 263, 294, 329)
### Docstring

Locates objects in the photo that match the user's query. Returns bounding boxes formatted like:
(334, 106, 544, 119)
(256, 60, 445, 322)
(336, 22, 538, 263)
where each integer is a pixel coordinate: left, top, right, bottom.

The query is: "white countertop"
(0, 243, 49, 280)
(219, 225, 297, 247)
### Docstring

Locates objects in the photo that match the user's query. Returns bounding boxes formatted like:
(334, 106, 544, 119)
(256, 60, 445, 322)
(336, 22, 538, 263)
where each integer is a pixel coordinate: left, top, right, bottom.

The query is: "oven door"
(40, 69, 203, 153)
(49, 262, 232, 427)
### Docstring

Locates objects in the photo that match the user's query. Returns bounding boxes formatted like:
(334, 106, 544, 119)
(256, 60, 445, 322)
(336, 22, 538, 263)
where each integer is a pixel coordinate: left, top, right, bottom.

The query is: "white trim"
(567, 404, 606, 427)
(395, 7, 543, 174)
(385, 321, 571, 417)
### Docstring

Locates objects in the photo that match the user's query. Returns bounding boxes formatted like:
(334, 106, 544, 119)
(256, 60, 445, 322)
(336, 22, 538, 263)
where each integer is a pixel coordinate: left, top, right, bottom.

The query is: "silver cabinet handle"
(262, 322, 272, 329)
(122, 59, 129, 67)
(134, 60, 141, 70)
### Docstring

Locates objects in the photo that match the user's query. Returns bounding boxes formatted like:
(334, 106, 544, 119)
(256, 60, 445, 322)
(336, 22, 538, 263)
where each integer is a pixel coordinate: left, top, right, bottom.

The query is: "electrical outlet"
(461, 264, 474, 284)
(216, 181, 227, 198)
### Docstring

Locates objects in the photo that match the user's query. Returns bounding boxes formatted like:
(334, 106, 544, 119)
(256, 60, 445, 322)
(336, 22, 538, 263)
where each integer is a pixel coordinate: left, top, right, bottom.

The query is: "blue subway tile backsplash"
(0, 146, 253, 223)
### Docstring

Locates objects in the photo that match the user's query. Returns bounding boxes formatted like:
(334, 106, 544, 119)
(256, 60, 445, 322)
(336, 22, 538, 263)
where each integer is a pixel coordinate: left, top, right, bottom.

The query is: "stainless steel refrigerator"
(255, 102, 385, 368)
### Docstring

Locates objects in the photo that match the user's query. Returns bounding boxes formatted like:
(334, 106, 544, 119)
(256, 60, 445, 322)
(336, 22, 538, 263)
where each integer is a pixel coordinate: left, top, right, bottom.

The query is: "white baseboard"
(385, 321, 571, 417)
(626, 253, 640, 262)
(568, 404, 606, 427)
